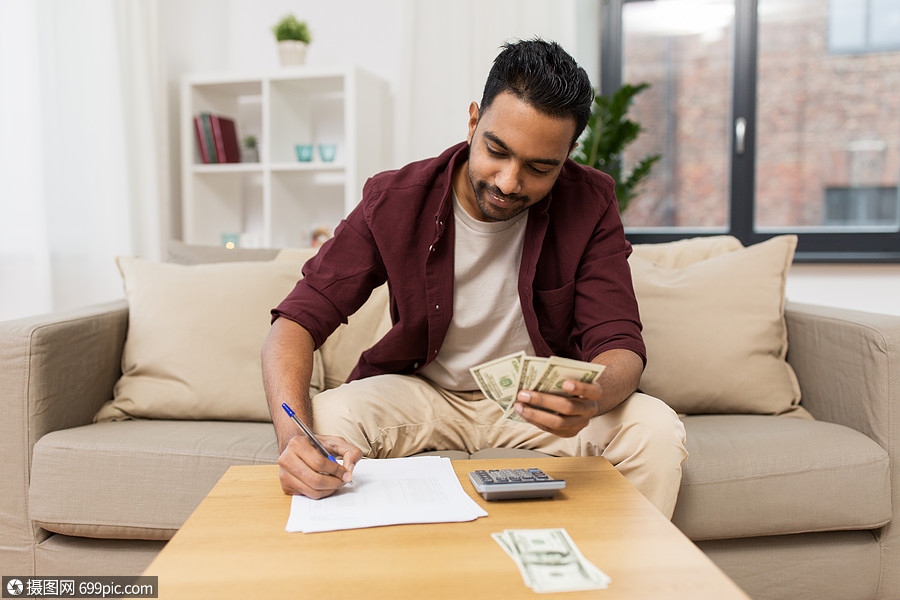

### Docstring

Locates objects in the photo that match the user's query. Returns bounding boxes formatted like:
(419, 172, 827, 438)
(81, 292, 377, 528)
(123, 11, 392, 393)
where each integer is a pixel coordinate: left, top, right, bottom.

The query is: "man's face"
(458, 91, 577, 223)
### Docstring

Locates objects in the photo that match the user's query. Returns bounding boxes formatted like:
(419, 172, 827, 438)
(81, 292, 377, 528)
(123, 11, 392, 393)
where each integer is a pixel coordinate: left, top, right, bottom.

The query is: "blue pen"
(281, 403, 338, 463)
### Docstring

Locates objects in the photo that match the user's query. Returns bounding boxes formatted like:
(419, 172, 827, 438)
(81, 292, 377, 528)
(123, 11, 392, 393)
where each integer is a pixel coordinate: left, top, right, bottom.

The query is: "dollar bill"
(469, 351, 525, 412)
(516, 355, 549, 391)
(471, 354, 606, 422)
(498, 355, 549, 423)
(492, 528, 611, 593)
(531, 356, 606, 397)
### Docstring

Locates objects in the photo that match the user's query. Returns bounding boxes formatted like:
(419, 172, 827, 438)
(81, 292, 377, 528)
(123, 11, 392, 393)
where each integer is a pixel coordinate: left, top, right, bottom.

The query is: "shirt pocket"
(533, 280, 576, 343)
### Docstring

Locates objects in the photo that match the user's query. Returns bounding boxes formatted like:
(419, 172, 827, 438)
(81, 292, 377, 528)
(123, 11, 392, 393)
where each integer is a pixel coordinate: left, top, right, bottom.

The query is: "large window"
(602, 0, 900, 261)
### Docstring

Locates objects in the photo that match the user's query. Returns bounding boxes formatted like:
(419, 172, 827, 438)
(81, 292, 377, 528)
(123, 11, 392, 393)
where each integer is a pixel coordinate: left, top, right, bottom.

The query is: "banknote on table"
(471, 354, 606, 422)
(492, 528, 611, 593)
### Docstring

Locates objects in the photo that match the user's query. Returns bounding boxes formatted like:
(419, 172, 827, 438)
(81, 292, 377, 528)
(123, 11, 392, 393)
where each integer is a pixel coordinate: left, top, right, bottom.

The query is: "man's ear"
(568, 141, 579, 156)
(466, 102, 480, 144)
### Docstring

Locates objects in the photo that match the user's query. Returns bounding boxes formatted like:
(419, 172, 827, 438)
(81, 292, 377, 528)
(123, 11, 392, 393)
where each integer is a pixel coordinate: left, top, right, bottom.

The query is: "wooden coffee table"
(146, 457, 750, 599)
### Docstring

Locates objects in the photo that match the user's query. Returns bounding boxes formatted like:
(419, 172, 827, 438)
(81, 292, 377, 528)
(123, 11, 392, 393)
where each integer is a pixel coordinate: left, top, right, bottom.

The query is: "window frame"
(601, 0, 900, 262)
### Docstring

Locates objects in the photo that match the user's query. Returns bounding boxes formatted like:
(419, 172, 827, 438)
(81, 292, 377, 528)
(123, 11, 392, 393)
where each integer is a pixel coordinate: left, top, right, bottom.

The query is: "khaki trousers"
(312, 374, 688, 519)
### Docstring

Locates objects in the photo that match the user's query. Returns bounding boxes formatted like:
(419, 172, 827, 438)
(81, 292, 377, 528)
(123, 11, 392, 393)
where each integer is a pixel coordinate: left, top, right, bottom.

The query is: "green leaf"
(572, 82, 659, 215)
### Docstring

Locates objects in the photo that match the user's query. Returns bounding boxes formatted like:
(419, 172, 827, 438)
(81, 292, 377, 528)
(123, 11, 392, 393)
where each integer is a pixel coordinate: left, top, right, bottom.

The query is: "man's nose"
(495, 162, 523, 196)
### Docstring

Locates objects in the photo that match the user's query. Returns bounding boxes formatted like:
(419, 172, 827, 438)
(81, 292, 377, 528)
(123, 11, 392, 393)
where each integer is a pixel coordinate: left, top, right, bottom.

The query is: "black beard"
(468, 174, 531, 222)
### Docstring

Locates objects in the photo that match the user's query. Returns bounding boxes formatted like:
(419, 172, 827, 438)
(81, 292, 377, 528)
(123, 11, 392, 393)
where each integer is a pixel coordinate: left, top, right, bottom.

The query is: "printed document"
(285, 456, 488, 533)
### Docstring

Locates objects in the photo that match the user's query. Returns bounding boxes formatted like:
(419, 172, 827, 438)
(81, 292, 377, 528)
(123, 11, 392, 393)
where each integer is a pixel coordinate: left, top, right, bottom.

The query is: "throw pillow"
(631, 235, 743, 268)
(318, 284, 393, 390)
(94, 257, 310, 422)
(629, 235, 801, 415)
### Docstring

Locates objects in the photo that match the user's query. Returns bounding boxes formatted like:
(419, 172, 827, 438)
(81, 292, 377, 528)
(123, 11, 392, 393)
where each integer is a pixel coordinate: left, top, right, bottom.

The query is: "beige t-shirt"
(419, 195, 535, 390)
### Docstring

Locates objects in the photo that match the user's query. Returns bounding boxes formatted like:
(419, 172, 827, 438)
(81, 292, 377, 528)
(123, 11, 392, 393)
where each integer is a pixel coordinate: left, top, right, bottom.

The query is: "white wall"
(786, 264, 900, 316)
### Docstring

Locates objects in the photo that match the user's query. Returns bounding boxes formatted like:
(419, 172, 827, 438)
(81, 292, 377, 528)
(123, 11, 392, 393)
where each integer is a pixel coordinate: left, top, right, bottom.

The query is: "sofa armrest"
(1, 300, 129, 439)
(0, 300, 128, 572)
(785, 300, 899, 598)
(785, 301, 899, 447)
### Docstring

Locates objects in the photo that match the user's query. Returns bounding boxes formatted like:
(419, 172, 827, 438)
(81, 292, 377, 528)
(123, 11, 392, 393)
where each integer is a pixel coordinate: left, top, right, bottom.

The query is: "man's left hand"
(513, 349, 644, 438)
(513, 379, 602, 438)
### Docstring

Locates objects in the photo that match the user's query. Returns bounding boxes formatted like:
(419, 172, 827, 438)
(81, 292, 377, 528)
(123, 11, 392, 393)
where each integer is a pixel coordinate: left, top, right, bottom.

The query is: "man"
(262, 39, 687, 518)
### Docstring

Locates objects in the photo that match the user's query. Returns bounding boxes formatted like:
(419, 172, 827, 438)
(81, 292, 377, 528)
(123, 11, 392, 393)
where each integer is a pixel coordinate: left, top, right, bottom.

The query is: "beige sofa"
(1, 238, 897, 600)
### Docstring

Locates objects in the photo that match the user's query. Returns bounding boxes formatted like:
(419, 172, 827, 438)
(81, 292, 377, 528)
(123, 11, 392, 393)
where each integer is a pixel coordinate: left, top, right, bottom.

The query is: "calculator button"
(489, 469, 509, 482)
(504, 469, 521, 482)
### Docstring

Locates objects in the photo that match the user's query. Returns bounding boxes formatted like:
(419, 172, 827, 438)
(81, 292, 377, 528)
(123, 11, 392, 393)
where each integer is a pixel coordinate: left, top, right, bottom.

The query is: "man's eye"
(530, 165, 551, 175)
(486, 146, 505, 157)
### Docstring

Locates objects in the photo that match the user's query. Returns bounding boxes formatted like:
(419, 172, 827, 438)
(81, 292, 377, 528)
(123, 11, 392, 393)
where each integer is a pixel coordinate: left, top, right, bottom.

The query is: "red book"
(194, 115, 211, 163)
(220, 118, 242, 163)
(210, 115, 242, 163)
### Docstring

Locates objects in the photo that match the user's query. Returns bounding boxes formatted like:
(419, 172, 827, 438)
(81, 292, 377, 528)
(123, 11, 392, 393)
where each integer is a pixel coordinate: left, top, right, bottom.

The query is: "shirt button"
(429, 245, 434, 252)
(413, 362, 419, 369)
(435, 304, 440, 309)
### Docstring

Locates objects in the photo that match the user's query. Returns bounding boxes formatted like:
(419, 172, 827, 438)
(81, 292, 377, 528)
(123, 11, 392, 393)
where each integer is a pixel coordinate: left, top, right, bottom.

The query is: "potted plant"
(241, 135, 259, 163)
(272, 14, 312, 66)
(571, 83, 661, 216)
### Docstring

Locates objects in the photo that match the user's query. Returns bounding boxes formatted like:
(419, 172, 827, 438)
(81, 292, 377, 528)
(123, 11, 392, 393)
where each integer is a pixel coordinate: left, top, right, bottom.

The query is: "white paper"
(285, 456, 488, 533)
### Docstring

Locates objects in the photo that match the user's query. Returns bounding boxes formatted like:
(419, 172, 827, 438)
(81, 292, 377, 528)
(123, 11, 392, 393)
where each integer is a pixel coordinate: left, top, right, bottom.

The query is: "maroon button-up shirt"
(272, 142, 645, 384)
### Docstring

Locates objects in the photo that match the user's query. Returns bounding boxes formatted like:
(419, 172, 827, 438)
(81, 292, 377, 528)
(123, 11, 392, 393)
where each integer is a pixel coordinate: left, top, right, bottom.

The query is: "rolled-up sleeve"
(573, 199, 645, 366)
(271, 201, 387, 349)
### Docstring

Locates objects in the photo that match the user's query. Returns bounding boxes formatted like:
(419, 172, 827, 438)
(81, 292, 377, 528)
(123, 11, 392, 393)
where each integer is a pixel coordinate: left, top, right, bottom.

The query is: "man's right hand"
(277, 434, 363, 499)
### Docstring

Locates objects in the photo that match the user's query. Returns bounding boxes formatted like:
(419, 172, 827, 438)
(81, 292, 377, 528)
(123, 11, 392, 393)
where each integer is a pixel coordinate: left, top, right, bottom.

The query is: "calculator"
(468, 468, 566, 500)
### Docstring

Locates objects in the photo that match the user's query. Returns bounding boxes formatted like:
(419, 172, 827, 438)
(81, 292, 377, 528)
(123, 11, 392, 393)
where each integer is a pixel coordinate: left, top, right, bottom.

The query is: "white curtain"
(0, 0, 164, 322)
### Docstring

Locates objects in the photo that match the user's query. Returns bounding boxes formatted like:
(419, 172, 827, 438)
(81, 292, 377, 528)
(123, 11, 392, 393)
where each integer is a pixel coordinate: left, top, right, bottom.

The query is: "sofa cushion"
(28, 422, 547, 540)
(673, 414, 891, 540)
(95, 256, 321, 422)
(629, 235, 801, 415)
(29, 421, 279, 540)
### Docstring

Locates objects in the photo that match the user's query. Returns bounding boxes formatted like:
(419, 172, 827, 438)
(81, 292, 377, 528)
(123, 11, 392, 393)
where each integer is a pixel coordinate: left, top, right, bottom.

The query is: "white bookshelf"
(180, 66, 391, 248)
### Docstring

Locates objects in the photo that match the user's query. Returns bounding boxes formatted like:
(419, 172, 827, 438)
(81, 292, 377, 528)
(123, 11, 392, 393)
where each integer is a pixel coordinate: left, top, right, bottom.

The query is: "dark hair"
(480, 38, 594, 146)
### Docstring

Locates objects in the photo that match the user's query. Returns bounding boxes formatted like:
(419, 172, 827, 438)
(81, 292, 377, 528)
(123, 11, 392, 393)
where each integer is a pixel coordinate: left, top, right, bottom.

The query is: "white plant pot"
(278, 40, 308, 66)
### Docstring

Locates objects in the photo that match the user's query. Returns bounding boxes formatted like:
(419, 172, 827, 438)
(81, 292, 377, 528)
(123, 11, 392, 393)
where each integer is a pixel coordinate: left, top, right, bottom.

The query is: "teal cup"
(318, 144, 337, 162)
(295, 144, 314, 162)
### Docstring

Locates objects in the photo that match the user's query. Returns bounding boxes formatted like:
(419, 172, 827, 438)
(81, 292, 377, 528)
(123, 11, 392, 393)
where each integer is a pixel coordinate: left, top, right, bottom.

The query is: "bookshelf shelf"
(192, 164, 264, 175)
(181, 66, 390, 248)
(268, 162, 346, 172)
